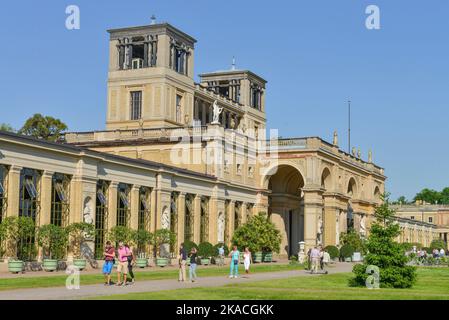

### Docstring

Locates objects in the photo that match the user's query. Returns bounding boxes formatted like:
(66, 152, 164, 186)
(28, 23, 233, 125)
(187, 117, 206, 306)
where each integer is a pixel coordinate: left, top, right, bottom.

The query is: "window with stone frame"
(130, 91, 142, 120)
(50, 173, 71, 227)
(95, 180, 109, 259)
(117, 183, 131, 227)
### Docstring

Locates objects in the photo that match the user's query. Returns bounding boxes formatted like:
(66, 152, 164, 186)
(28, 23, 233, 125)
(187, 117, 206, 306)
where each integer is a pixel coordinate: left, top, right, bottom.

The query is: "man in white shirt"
(310, 246, 321, 274)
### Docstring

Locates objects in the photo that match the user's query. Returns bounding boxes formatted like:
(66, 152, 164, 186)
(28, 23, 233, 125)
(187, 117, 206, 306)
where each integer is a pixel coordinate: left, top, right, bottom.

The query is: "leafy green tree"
(0, 123, 15, 132)
(0, 217, 35, 259)
(440, 188, 449, 205)
(430, 239, 446, 251)
(152, 229, 176, 258)
(340, 230, 366, 254)
(351, 194, 417, 288)
(414, 188, 442, 204)
(18, 114, 68, 141)
(107, 226, 136, 246)
(198, 242, 215, 258)
(232, 212, 281, 253)
(134, 229, 153, 257)
(37, 224, 69, 260)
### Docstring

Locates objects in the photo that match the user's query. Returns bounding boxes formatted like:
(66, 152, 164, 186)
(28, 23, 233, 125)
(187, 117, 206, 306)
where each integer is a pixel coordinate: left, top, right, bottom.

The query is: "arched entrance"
(265, 165, 305, 257)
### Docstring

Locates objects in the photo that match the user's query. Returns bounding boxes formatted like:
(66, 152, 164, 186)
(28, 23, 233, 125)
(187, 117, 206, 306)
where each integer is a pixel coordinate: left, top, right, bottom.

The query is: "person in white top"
(310, 246, 321, 274)
(243, 247, 252, 275)
(440, 248, 445, 257)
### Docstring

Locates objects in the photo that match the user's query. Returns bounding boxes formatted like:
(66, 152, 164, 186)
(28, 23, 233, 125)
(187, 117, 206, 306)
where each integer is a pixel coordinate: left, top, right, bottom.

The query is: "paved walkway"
(0, 263, 353, 300)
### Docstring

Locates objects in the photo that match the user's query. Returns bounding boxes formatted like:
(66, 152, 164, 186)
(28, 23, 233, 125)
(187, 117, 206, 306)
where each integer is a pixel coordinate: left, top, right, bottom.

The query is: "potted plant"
(152, 229, 176, 267)
(37, 224, 69, 272)
(66, 222, 95, 271)
(198, 242, 214, 265)
(340, 244, 355, 262)
(212, 243, 228, 265)
(0, 217, 35, 273)
(134, 229, 153, 268)
(324, 245, 340, 262)
(107, 226, 136, 268)
(232, 213, 281, 264)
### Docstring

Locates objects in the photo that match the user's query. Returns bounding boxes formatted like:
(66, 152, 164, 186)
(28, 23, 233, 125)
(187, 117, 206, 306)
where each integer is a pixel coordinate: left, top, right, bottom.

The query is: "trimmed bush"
(198, 242, 215, 258)
(422, 247, 432, 254)
(182, 240, 198, 254)
(324, 245, 339, 259)
(430, 239, 447, 251)
(340, 244, 355, 259)
(213, 243, 229, 257)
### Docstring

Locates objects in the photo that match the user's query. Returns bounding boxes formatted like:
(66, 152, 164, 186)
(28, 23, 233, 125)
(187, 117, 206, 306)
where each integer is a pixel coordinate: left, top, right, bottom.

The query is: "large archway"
(265, 164, 305, 257)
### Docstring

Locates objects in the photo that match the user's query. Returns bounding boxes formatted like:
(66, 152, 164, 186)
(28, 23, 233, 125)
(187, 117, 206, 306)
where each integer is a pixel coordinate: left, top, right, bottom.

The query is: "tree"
(0, 123, 15, 133)
(232, 212, 281, 253)
(351, 194, 417, 288)
(340, 230, 366, 254)
(37, 224, 69, 260)
(152, 229, 176, 258)
(107, 226, 136, 246)
(414, 188, 442, 204)
(18, 114, 68, 141)
(0, 217, 35, 259)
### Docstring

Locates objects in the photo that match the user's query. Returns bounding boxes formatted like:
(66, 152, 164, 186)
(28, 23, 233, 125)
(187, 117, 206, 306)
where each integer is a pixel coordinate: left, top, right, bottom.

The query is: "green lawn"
(0, 263, 301, 291)
(94, 267, 449, 300)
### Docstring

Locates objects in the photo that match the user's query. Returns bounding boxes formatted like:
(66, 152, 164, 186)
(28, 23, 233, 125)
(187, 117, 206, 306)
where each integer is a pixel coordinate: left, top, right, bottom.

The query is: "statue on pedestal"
(333, 131, 338, 146)
(368, 150, 373, 163)
(211, 100, 223, 124)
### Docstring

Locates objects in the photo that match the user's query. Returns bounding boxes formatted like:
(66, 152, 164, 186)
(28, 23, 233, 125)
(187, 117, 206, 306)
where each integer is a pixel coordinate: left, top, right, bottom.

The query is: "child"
(102, 241, 115, 286)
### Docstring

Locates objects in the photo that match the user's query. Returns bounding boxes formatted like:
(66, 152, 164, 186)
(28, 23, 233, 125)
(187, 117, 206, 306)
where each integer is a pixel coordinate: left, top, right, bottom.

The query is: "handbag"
(233, 259, 238, 265)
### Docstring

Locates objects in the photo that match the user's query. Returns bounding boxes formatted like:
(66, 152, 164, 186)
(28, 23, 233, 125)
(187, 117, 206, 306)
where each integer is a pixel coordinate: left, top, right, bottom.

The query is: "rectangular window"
(0, 165, 7, 223)
(410, 216, 415, 220)
(117, 184, 130, 227)
(130, 91, 142, 120)
(51, 174, 70, 227)
(429, 217, 433, 223)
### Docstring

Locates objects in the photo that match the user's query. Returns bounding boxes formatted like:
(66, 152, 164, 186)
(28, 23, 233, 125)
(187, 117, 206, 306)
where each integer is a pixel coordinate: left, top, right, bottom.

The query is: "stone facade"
(0, 21, 391, 261)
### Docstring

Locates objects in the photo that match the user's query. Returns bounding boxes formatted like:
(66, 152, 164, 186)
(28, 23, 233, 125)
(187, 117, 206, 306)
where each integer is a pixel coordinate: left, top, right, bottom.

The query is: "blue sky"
(0, 1, 448, 200)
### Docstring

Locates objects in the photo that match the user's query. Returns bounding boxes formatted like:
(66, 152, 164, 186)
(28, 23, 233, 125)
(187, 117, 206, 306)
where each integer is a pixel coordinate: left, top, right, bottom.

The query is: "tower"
(106, 22, 197, 130)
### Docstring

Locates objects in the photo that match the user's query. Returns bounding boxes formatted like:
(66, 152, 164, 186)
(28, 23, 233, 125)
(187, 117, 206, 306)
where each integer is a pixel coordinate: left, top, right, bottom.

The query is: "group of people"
(102, 241, 136, 286)
(413, 247, 446, 260)
(307, 245, 330, 274)
(102, 241, 255, 286)
(177, 244, 253, 282)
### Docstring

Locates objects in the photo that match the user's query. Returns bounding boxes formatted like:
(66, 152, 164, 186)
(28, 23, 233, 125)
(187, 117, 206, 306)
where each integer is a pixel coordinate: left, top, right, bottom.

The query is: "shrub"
(0, 216, 35, 259)
(340, 230, 366, 254)
(213, 243, 229, 257)
(430, 239, 446, 251)
(324, 245, 339, 259)
(134, 229, 153, 257)
(37, 224, 69, 260)
(351, 194, 416, 288)
(232, 212, 281, 253)
(182, 240, 198, 254)
(421, 247, 432, 254)
(198, 242, 215, 258)
(152, 229, 176, 258)
(107, 226, 136, 246)
(340, 244, 354, 259)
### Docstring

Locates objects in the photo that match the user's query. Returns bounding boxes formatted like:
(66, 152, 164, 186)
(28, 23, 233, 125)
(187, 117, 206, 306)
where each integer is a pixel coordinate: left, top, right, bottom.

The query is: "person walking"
(189, 247, 198, 282)
(102, 241, 115, 286)
(440, 248, 445, 257)
(125, 243, 135, 284)
(243, 247, 252, 276)
(229, 245, 240, 278)
(116, 241, 130, 286)
(179, 243, 187, 282)
(310, 246, 320, 274)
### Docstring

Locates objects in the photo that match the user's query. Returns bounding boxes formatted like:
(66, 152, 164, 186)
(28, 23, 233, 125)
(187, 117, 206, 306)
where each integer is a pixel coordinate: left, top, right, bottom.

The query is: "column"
(177, 193, 186, 248)
(303, 190, 323, 252)
(227, 200, 235, 246)
(143, 42, 149, 67)
(107, 182, 118, 231)
(241, 202, 248, 224)
(39, 171, 54, 226)
(193, 194, 201, 244)
(150, 188, 157, 233)
(323, 204, 336, 246)
(130, 185, 140, 230)
(6, 165, 22, 218)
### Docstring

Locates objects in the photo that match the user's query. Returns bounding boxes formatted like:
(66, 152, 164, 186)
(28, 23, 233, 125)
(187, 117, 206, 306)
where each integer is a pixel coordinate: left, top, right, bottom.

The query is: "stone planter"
(156, 257, 170, 267)
(8, 260, 24, 274)
(252, 252, 263, 263)
(43, 259, 58, 272)
(263, 252, 273, 263)
(136, 258, 148, 268)
(200, 258, 210, 266)
(73, 259, 87, 271)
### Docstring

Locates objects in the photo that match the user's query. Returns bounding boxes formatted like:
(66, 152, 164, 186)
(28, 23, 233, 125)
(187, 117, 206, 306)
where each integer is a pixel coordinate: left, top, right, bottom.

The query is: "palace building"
(0, 20, 404, 263)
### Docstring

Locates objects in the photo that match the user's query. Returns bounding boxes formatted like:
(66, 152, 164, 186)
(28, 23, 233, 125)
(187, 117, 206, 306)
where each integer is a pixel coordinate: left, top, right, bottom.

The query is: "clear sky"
(0, 1, 448, 200)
